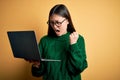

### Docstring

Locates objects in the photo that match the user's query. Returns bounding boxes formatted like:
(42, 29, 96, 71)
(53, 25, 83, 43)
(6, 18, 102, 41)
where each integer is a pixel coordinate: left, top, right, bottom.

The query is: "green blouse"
(32, 32, 88, 80)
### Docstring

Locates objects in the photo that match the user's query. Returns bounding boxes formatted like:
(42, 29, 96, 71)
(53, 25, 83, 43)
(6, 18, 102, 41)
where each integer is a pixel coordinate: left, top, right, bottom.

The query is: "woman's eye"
(56, 22, 61, 24)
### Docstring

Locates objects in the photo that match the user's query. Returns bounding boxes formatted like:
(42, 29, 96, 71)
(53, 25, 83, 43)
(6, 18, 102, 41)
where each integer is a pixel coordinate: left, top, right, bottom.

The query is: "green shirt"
(32, 32, 88, 80)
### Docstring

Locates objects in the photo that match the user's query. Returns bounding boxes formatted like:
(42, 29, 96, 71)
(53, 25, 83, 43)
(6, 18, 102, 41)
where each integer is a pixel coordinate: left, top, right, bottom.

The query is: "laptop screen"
(7, 31, 40, 61)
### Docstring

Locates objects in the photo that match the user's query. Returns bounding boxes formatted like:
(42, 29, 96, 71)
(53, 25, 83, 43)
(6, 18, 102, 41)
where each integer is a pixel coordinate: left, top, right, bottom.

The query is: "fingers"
(70, 32, 78, 38)
(70, 32, 79, 45)
(24, 59, 40, 65)
(33, 61, 40, 68)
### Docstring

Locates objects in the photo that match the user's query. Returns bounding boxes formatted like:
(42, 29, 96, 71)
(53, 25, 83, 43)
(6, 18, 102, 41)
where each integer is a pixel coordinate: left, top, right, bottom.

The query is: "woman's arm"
(32, 38, 46, 77)
(67, 35, 88, 75)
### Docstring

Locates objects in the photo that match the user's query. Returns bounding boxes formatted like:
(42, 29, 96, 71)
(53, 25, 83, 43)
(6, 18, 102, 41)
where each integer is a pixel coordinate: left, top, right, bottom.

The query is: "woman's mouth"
(56, 30, 60, 32)
(55, 30, 61, 36)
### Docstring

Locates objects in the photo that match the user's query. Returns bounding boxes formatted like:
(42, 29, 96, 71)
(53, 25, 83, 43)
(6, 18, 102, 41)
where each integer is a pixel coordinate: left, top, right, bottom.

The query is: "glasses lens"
(47, 19, 66, 26)
(56, 22, 61, 26)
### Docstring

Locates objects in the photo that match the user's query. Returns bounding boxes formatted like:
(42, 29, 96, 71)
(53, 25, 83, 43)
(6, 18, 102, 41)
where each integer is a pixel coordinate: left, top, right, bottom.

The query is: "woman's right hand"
(25, 59, 40, 68)
(32, 60, 40, 68)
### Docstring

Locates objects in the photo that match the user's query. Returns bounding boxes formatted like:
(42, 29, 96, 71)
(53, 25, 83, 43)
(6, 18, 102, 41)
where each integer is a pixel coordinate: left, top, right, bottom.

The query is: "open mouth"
(56, 30, 60, 32)
(55, 30, 61, 36)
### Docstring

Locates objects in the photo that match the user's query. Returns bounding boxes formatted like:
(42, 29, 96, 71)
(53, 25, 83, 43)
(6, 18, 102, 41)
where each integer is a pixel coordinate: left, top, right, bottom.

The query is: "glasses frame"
(47, 19, 66, 27)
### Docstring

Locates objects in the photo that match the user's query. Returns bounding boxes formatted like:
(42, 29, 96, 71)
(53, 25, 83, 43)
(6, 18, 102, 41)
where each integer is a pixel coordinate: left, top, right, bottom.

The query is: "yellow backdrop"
(0, 0, 120, 80)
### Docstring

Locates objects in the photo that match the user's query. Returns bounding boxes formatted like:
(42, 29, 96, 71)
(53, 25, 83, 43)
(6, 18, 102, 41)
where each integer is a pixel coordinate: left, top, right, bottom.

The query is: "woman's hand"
(32, 61, 40, 68)
(25, 59, 40, 68)
(69, 32, 79, 45)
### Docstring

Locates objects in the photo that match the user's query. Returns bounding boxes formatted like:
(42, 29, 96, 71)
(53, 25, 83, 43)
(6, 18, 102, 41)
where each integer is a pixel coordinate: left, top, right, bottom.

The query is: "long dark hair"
(47, 4, 76, 37)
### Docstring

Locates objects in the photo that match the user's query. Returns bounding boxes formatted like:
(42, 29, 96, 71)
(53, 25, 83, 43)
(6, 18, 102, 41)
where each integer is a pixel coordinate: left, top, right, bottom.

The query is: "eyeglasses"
(47, 19, 66, 27)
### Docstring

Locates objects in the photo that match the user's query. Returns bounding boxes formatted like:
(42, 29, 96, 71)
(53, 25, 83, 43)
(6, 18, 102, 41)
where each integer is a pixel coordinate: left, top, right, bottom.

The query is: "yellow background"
(0, 0, 120, 80)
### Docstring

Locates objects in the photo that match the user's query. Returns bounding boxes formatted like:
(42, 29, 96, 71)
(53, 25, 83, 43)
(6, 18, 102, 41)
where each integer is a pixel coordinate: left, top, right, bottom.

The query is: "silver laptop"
(7, 30, 61, 62)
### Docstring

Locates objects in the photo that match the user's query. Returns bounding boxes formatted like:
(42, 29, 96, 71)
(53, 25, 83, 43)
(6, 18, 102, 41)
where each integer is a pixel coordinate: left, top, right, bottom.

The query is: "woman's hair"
(47, 4, 76, 37)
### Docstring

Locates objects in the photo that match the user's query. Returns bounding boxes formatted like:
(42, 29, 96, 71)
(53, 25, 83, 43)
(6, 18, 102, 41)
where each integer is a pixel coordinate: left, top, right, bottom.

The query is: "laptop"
(7, 30, 61, 62)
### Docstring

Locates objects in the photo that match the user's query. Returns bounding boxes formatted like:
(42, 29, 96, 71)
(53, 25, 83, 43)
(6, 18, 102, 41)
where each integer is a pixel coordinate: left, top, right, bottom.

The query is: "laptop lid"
(7, 31, 41, 61)
(7, 30, 61, 62)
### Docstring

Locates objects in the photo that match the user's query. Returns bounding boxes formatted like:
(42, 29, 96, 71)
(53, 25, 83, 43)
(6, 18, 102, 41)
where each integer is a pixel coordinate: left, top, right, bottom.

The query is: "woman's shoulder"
(79, 34, 84, 39)
(78, 34, 85, 42)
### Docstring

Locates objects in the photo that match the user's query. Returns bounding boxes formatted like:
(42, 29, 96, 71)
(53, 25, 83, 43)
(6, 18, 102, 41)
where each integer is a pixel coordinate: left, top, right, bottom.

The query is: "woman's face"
(49, 14, 69, 36)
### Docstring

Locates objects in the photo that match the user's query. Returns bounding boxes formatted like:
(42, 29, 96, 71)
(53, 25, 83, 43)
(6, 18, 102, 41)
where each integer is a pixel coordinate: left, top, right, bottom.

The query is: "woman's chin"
(55, 31, 62, 36)
(56, 32, 67, 36)
(56, 33, 62, 36)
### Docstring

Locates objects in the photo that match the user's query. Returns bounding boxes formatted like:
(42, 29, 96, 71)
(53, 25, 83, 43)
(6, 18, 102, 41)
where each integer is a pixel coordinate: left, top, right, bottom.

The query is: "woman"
(32, 4, 88, 80)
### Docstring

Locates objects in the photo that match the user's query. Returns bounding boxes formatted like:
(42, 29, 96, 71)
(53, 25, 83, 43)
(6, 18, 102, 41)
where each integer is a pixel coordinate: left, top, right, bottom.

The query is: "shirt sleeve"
(31, 37, 46, 77)
(67, 35, 88, 75)
(32, 62, 45, 77)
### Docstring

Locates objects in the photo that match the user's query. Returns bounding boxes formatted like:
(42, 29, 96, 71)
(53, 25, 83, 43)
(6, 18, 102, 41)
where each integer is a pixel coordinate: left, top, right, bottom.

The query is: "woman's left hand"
(69, 32, 79, 45)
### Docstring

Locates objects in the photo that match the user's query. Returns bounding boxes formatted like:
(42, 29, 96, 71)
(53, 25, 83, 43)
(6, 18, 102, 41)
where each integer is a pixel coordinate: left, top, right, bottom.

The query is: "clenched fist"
(69, 32, 79, 45)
